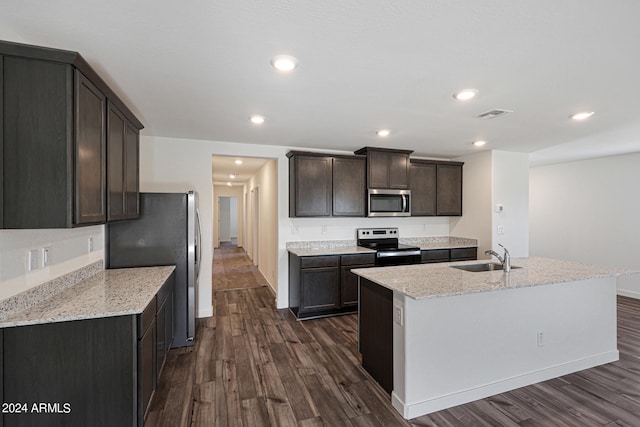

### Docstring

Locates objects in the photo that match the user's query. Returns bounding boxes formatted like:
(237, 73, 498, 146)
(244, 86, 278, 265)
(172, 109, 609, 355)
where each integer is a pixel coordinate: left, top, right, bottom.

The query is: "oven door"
(376, 249, 421, 266)
(368, 189, 411, 217)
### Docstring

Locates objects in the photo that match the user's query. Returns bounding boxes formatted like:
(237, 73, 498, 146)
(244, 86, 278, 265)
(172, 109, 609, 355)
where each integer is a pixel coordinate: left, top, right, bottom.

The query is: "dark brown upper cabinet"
(288, 152, 367, 218)
(409, 159, 464, 217)
(288, 152, 333, 217)
(108, 101, 140, 221)
(0, 40, 143, 228)
(332, 156, 366, 217)
(436, 163, 463, 216)
(355, 147, 413, 189)
(409, 160, 437, 216)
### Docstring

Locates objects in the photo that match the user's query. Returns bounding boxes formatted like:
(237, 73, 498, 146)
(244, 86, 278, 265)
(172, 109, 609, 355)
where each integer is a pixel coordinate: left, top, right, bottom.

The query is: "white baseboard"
(392, 350, 619, 419)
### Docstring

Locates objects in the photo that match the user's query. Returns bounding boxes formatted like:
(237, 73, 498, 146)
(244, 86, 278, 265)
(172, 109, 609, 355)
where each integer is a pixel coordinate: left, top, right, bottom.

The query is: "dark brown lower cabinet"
(359, 277, 393, 394)
(289, 252, 375, 319)
(421, 247, 477, 263)
(0, 273, 174, 427)
(340, 254, 376, 307)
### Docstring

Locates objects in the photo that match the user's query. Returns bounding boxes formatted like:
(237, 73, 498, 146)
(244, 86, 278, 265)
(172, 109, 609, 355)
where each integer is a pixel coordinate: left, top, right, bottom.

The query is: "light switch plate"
(28, 249, 38, 272)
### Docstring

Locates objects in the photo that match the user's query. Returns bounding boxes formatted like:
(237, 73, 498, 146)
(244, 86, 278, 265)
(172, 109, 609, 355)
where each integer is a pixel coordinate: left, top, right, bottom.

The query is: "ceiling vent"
(475, 109, 513, 119)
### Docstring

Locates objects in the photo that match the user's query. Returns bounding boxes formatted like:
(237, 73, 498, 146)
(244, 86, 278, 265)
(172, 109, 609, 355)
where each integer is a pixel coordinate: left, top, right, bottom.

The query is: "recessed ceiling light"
(377, 129, 391, 137)
(473, 140, 487, 147)
(453, 89, 478, 101)
(227, 182, 232, 187)
(228, 173, 237, 179)
(570, 111, 595, 121)
(234, 159, 243, 165)
(250, 115, 265, 125)
(271, 55, 298, 72)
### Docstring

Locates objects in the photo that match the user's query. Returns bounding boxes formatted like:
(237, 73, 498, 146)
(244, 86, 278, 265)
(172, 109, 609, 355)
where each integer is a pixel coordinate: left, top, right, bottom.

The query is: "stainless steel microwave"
(368, 189, 411, 217)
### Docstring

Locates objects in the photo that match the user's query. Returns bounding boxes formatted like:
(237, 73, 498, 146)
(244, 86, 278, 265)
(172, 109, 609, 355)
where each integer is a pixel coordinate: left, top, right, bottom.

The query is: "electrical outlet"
(321, 225, 327, 235)
(497, 225, 504, 236)
(28, 249, 38, 272)
(42, 246, 51, 267)
(88, 236, 94, 253)
(537, 331, 545, 347)
(394, 305, 404, 326)
(291, 226, 300, 235)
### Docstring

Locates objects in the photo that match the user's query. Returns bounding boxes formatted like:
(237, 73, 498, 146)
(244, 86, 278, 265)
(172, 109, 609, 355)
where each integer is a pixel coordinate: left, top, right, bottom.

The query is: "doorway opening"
(218, 196, 238, 248)
(211, 155, 277, 293)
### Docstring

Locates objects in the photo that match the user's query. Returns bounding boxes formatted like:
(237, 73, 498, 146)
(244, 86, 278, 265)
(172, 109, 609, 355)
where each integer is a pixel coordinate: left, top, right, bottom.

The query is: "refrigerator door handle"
(196, 207, 202, 281)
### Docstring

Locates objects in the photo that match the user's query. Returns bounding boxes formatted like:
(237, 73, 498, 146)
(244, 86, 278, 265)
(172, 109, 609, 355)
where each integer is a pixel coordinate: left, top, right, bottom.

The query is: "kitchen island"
(352, 257, 629, 419)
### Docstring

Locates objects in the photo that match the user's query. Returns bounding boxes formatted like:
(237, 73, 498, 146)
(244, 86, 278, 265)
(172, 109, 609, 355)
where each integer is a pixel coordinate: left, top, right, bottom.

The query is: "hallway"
(212, 242, 269, 291)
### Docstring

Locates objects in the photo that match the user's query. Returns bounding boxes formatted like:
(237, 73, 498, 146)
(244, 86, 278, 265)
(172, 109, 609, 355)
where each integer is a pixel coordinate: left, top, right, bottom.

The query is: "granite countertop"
(352, 257, 633, 300)
(287, 236, 478, 256)
(0, 266, 175, 328)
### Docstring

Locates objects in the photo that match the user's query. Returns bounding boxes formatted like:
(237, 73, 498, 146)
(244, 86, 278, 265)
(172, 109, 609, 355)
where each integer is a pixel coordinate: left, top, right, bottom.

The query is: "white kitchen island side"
(353, 257, 627, 419)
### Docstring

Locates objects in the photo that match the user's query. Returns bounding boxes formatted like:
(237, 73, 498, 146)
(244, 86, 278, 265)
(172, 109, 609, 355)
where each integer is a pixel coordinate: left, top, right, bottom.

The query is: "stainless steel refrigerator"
(106, 192, 201, 348)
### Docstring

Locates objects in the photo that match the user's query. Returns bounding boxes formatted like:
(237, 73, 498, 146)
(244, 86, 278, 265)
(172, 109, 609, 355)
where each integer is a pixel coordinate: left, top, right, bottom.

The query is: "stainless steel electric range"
(357, 228, 421, 266)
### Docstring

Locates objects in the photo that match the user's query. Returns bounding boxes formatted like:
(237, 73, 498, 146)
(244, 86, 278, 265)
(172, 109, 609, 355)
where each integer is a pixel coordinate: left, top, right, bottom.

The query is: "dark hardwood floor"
(148, 247, 640, 426)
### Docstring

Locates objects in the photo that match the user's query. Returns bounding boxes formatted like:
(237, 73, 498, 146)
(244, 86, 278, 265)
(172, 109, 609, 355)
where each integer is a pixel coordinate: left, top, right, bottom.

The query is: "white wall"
(218, 197, 231, 242)
(450, 150, 529, 259)
(491, 151, 530, 257)
(0, 226, 104, 300)
(229, 197, 238, 238)
(450, 151, 493, 257)
(530, 152, 640, 297)
(246, 160, 279, 288)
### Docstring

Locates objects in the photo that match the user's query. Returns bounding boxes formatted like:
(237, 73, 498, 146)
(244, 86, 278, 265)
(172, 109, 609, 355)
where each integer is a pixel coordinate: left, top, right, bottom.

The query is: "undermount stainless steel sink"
(450, 263, 522, 272)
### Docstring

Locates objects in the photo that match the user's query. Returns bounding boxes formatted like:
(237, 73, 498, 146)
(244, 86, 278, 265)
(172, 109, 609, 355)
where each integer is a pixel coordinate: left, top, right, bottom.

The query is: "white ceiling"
(211, 156, 269, 187)
(3, 1, 640, 165)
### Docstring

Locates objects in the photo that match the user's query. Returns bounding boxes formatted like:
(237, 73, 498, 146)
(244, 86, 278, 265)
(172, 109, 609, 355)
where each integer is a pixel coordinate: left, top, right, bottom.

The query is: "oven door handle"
(377, 250, 422, 258)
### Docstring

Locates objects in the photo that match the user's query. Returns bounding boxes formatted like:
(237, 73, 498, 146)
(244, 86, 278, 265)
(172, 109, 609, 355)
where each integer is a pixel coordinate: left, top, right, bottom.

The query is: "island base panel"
(359, 278, 393, 394)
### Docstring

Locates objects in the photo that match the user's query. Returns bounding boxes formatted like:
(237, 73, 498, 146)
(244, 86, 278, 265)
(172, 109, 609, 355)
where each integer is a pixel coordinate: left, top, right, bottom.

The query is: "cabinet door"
(333, 157, 366, 216)
(368, 150, 389, 188)
(107, 103, 126, 221)
(340, 253, 375, 307)
(300, 267, 340, 314)
(3, 57, 73, 228)
(139, 318, 156, 422)
(437, 164, 463, 216)
(156, 298, 167, 375)
(290, 155, 332, 216)
(75, 71, 106, 224)
(450, 247, 477, 261)
(124, 122, 140, 218)
(388, 152, 409, 189)
(410, 162, 437, 216)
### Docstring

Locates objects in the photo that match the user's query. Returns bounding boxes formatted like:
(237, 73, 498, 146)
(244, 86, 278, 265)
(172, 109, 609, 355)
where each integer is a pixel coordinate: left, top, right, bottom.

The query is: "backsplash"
(0, 225, 104, 301)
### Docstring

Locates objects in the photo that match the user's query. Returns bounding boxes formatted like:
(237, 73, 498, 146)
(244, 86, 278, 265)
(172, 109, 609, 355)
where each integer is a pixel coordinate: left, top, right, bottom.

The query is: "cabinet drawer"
(421, 249, 450, 263)
(450, 247, 477, 261)
(341, 253, 376, 266)
(301, 255, 340, 269)
(138, 298, 156, 337)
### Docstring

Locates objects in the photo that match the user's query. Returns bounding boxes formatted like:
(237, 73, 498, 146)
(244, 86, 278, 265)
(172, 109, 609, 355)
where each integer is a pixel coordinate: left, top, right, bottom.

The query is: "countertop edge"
(0, 265, 176, 328)
(353, 257, 633, 300)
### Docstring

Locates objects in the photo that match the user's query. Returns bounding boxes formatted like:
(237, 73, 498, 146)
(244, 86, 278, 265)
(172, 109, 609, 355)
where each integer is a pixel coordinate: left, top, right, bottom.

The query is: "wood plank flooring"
(212, 243, 268, 291)
(148, 247, 640, 426)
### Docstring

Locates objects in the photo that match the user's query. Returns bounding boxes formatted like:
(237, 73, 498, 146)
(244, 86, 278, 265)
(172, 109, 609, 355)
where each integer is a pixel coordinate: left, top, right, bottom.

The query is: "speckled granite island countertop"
(0, 266, 175, 328)
(352, 256, 632, 300)
(287, 236, 477, 256)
